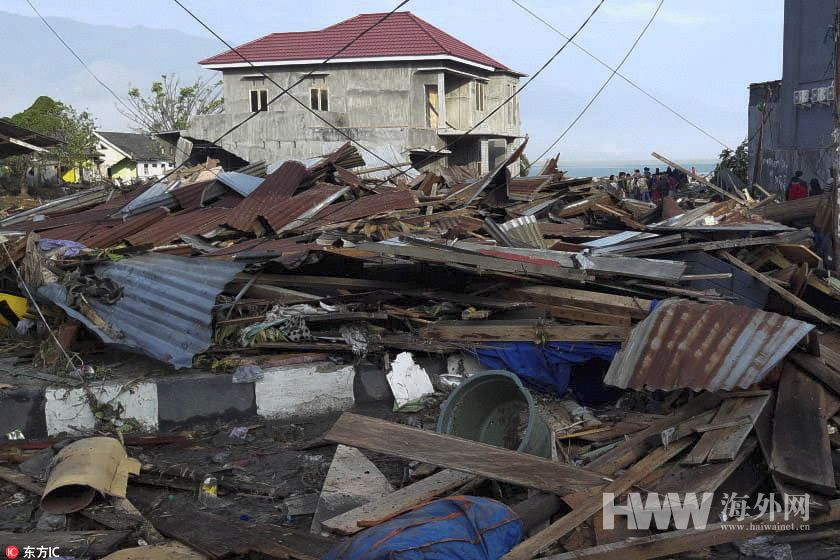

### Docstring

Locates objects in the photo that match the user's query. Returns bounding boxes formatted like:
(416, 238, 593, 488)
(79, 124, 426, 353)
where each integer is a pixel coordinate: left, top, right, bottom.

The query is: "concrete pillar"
(480, 138, 490, 174)
(507, 140, 521, 177)
(437, 72, 446, 130)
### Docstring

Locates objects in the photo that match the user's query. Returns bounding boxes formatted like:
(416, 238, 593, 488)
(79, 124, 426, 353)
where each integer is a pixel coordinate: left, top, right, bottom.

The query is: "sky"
(0, 0, 785, 162)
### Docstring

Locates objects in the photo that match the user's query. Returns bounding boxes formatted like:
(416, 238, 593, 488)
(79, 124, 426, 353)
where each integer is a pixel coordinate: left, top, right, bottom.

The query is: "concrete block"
(157, 373, 256, 427)
(0, 388, 46, 439)
(45, 381, 158, 436)
(353, 363, 393, 404)
(255, 362, 354, 419)
(310, 445, 392, 533)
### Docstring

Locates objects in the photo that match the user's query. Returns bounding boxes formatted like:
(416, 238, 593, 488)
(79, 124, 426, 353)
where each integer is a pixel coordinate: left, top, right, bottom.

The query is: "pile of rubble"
(1, 141, 840, 559)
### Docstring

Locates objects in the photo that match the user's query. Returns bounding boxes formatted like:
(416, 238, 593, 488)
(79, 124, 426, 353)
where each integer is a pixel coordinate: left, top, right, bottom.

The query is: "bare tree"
(119, 74, 223, 133)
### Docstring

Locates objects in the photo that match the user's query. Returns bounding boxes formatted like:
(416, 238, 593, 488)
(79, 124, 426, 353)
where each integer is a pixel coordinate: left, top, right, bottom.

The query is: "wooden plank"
(682, 394, 769, 464)
(652, 437, 759, 496)
(502, 438, 695, 560)
(321, 469, 474, 535)
(418, 320, 628, 342)
(504, 286, 651, 319)
(771, 362, 839, 493)
(719, 251, 840, 327)
(357, 240, 590, 282)
(543, 305, 632, 327)
(540, 500, 840, 560)
(325, 413, 608, 495)
(705, 394, 767, 463)
(623, 232, 798, 257)
(586, 393, 721, 476)
(651, 152, 745, 203)
(753, 392, 832, 513)
(789, 351, 840, 397)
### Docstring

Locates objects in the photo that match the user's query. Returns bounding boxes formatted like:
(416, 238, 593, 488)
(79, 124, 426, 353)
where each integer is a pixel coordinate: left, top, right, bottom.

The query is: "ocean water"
(530, 160, 717, 178)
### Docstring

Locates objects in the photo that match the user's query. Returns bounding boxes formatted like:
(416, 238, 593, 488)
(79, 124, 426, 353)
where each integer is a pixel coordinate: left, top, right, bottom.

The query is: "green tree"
(4, 96, 97, 193)
(715, 139, 749, 185)
(119, 74, 223, 133)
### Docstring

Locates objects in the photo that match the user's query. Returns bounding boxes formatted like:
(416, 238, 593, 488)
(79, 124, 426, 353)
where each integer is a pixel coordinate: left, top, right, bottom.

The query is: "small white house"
(94, 131, 174, 183)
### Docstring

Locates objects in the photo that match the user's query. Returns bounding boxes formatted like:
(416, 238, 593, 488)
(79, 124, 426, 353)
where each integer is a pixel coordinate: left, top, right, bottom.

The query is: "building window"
(250, 89, 268, 112)
(474, 81, 486, 112)
(151, 162, 158, 168)
(310, 88, 329, 111)
(143, 163, 149, 174)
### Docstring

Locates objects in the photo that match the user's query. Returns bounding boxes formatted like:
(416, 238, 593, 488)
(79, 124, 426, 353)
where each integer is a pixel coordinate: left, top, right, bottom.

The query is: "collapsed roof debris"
(2, 142, 840, 560)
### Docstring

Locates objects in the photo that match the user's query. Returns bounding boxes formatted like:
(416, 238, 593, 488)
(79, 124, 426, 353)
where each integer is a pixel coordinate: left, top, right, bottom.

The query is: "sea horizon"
(529, 159, 718, 178)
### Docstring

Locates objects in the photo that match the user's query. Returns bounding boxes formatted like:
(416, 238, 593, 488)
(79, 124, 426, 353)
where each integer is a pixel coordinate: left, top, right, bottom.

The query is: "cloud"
(603, 2, 709, 25)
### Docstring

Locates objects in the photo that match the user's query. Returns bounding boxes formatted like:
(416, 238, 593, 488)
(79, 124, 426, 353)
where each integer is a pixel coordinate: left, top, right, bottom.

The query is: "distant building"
(185, 12, 524, 174)
(747, 0, 838, 193)
(94, 131, 174, 183)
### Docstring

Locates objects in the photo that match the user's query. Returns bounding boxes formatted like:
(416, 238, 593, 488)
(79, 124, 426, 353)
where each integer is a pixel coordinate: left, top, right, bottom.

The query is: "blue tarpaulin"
(324, 496, 523, 560)
(476, 342, 620, 402)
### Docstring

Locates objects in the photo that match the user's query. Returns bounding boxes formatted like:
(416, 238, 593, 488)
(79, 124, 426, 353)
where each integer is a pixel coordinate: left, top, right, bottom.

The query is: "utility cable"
(526, 0, 664, 171)
(373, 0, 608, 186)
(171, 0, 411, 176)
(512, 0, 730, 151)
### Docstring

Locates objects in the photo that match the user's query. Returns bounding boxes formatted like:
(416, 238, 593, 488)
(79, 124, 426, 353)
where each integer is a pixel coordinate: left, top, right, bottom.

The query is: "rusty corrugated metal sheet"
(309, 188, 417, 228)
(604, 298, 814, 391)
(207, 237, 318, 258)
(227, 161, 306, 231)
(78, 208, 169, 248)
(263, 184, 349, 232)
(125, 208, 230, 246)
(38, 253, 244, 368)
(171, 180, 213, 210)
(508, 176, 551, 202)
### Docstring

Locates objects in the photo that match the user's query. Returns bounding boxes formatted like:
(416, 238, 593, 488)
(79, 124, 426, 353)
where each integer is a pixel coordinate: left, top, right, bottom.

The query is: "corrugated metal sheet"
(216, 171, 264, 197)
(125, 208, 230, 246)
(78, 208, 169, 248)
(207, 237, 320, 258)
(227, 161, 307, 231)
(499, 216, 546, 249)
(309, 188, 417, 227)
(38, 254, 244, 368)
(264, 184, 348, 232)
(650, 200, 794, 232)
(117, 181, 174, 215)
(604, 298, 814, 391)
(507, 176, 551, 202)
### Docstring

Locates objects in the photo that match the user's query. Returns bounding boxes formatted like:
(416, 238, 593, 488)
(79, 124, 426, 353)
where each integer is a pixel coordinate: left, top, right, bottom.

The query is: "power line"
(24, 0, 217, 180)
(374, 0, 607, 186)
(511, 0, 731, 152)
(171, 0, 411, 174)
(526, 0, 664, 170)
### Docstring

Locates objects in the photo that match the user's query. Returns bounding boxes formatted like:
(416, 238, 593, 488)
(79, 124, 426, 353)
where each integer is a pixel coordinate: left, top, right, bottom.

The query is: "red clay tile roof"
(199, 12, 512, 72)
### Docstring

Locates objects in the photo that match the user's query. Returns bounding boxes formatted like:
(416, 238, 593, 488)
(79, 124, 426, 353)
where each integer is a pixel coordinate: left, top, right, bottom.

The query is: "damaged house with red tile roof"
(181, 11, 524, 174)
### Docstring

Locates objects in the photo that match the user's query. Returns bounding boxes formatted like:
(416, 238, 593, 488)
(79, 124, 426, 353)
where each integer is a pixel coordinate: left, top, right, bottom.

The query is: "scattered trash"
(6, 429, 25, 441)
(231, 364, 264, 383)
(386, 352, 435, 412)
(41, 437, 140, 514)
(228, 426, 249, 440)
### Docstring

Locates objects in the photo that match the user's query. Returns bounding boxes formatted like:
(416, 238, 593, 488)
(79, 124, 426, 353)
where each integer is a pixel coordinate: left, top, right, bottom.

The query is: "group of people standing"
(785, 170, 828, 201)
(609, 167, 689, 202)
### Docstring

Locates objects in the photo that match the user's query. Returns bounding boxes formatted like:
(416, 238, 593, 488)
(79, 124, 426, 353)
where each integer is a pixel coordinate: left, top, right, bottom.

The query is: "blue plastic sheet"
(476, 342, 620, 402)
(324, 496, 523, 560)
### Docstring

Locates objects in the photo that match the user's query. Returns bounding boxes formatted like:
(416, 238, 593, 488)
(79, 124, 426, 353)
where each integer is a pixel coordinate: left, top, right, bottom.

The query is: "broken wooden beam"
(325, 413, 608, 495)
(418, 320, 629, 342)
(321, 469, 475, 535)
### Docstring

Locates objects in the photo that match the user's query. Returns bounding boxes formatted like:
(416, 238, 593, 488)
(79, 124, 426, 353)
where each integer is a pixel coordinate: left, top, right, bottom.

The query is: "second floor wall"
(217, 61, 521, 139)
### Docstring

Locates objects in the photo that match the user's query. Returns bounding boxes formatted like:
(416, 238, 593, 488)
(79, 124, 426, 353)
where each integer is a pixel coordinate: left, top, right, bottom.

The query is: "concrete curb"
(1, 362, 359, 439)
